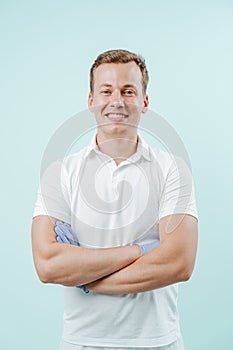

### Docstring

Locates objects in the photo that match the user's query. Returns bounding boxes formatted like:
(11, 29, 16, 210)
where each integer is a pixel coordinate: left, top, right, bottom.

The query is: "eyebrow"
(99, 84, 138, 90)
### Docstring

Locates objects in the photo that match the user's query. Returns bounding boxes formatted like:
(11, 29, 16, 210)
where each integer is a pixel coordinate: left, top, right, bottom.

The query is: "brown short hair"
(90, 49, 149, 95)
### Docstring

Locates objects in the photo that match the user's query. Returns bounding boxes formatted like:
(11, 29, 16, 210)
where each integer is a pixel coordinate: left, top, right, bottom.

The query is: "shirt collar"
(84, 133, 152, 162)
(136, 134, 152, 162)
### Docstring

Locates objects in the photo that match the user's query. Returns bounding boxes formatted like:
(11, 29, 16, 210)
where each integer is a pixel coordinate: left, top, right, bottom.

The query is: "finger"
(55, 223, 78, 245)
(57, 224, 75, 240)
(55, 225, 72, 241)
(55, 221, 64, 226)
(54, 227, 71, 244)
(56, 236, 64, 243)
(60, 234, 71, 244)
(65, 231, 78, 243)
(63, 223, 76, 238)
(54, 225, 66, 237)
(65, 236, 79, 246)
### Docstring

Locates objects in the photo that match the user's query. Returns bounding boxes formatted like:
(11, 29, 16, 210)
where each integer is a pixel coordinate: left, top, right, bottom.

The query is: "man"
(31, 49, 198, 350)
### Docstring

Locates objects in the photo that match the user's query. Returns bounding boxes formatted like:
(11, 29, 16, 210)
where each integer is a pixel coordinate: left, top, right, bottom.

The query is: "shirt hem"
(61, 330, 180, 348)
(32, 210, 71, 225)
(159, 209, 198, 221)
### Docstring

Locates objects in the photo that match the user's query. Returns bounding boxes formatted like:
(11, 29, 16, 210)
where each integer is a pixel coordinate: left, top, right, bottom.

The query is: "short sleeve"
(158, 155, 198, 221)
(33, 159, 71, 224)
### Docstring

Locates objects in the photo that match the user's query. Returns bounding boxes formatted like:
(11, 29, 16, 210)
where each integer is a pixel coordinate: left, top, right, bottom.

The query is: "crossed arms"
(31, 213, 198, 294)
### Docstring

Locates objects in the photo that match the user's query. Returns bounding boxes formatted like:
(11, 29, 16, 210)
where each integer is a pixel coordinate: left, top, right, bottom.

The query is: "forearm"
(39, 243, 141, 287)
(86, 242, 193, 294)
(87, 215, 198, 294)
(32, 216, 141, 287)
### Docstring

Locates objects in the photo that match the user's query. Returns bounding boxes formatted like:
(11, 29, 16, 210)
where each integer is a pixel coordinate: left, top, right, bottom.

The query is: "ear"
(142, 95, 149, 114)
(88, 92, 94, 112)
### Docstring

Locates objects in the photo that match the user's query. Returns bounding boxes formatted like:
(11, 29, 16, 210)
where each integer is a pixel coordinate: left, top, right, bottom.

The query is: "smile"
(105, 113, 128, 120)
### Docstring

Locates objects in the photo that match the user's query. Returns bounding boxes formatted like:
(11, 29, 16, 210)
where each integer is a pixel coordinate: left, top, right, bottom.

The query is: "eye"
(101, 90, 111, 95)
(123, 89, 135, 96)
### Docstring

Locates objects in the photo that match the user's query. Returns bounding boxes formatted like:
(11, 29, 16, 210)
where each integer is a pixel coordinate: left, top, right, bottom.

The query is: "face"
(88, 62, 149, 140)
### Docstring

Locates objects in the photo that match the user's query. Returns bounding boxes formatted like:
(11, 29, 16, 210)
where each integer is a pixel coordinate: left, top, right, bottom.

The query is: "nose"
(110, 90, 125, 107)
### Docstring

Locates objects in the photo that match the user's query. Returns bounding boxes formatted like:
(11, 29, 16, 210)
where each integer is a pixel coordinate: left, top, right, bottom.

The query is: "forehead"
(93, 62, 143, 88)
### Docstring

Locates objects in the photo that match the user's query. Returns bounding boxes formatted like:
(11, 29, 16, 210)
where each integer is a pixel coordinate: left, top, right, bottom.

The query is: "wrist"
(132, 244, 142, 258)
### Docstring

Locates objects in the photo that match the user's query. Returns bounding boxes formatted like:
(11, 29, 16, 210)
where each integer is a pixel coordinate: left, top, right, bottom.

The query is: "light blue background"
(1, 0, 232, 349)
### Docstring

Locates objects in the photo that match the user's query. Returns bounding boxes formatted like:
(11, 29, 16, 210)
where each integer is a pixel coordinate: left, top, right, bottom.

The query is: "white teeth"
(107, 114, 127, 119)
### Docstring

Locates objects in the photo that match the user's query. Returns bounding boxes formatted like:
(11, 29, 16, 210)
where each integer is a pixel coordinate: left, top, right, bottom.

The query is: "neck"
(96, 133, 138, 166)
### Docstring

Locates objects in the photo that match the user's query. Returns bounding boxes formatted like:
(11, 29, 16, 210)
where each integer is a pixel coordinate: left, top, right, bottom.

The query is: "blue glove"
(54, 221, 79, 246)
(78, 285, 89, 293)
(54, 221, 89, 294)
(136, 240, 160, 256)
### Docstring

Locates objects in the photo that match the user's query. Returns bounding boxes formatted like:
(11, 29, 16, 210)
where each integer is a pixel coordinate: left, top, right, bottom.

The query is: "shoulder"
(41, 146, 89, 181)
(61, 146, 90, 172)
(150, 147, 174, 170)
(150, 148, 191, 177)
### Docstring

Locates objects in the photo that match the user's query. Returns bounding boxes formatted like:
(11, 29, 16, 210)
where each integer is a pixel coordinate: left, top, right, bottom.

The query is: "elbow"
(180, 267, 192, 282)
(179, 257, 194, 282)
(179, 259, 195, 282)
(35, 259, 76, 286)
(35, 260, 53, 284)
(39, 267, 51, 284)
(37, 268, 50, 284)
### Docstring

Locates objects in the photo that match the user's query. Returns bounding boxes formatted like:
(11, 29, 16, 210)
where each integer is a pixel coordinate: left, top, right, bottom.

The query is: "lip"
(105, 112, 128, 117)
(105, 113, 128, 122)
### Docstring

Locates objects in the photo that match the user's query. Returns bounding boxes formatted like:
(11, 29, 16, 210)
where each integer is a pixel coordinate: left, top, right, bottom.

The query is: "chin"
(100, 124, 129, 136)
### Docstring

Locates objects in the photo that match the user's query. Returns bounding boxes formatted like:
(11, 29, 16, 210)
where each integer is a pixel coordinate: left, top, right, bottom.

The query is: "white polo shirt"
(33, 133, 198, 348)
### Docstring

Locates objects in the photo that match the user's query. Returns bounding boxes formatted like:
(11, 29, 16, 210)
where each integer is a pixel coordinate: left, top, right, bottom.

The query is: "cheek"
(126, 100, 143, 114)
(91, 96, 104, 112)
(94, 96, 108, 107)
(92, 99, 110, 117)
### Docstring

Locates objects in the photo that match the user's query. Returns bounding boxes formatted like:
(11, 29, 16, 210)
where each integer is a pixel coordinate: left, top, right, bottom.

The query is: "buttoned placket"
(93, 146, 141, 187)
(109, 154, 141, 186)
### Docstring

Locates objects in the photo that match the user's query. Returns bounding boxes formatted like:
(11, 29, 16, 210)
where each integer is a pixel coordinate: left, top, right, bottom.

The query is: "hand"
(54, 221, 89, 294)
(136, 240, 160, 256)
(54, 221, 79, 245)
(78, 285, 89, 293)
